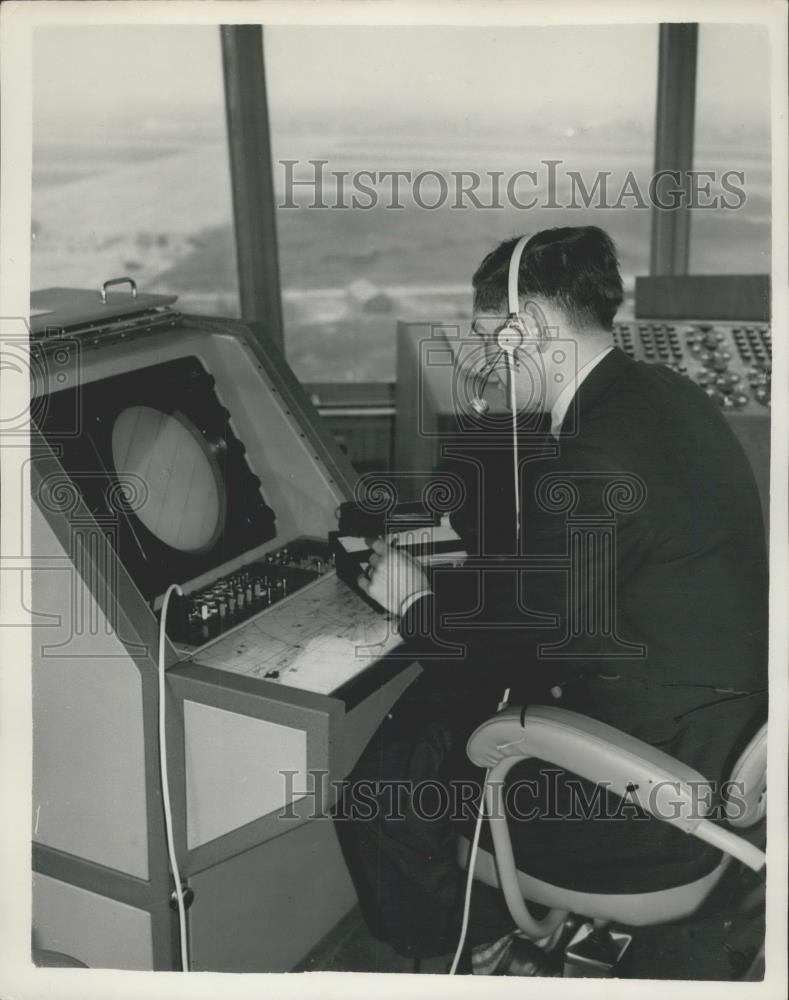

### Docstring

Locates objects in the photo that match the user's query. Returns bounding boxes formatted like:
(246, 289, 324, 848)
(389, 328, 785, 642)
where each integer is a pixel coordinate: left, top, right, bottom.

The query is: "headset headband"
(507, 235, 530, 317)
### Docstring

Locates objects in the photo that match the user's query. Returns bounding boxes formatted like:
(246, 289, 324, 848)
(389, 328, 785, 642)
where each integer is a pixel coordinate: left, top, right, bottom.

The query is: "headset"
(468, 235, 552, 546)
(470, 235, 551, 415)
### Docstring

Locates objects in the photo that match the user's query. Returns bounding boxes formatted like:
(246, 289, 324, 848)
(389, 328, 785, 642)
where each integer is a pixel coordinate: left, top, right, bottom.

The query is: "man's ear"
(521, 300, 551, 351)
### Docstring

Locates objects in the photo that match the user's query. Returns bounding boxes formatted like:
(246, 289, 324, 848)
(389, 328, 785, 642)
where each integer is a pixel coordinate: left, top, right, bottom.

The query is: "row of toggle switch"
(163, 538, 335, 646)
(190, 570, 290, 636)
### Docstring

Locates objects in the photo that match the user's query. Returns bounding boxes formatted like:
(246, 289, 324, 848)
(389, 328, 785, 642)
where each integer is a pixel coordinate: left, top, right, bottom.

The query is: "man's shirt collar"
(550, 345, 614, 439)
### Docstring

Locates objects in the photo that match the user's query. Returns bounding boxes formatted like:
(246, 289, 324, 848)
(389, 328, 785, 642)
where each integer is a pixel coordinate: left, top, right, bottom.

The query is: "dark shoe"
(471, 930, 562, 976)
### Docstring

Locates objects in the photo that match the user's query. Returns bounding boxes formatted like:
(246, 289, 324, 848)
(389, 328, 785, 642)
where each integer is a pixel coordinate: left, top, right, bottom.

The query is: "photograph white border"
(1, 2, 786, 999)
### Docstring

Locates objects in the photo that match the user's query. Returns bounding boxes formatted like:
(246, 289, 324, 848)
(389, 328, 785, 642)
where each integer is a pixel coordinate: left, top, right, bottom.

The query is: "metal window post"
(649, 23, 699, 277)
(220, 25, 285, 348)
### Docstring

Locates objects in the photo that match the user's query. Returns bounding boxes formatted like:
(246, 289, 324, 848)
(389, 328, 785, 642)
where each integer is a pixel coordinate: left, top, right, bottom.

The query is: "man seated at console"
(338, 226, 768, 968)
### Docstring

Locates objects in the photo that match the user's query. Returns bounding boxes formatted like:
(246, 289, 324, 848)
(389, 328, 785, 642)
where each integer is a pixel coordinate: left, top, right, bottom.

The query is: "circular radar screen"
(111, 405, 225, 553)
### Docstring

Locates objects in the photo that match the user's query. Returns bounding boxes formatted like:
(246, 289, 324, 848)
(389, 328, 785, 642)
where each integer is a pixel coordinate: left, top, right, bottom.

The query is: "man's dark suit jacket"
(400, 347, 768, 892)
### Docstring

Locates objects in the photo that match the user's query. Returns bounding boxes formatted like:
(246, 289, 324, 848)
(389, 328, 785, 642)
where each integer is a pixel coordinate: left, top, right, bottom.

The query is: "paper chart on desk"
(192, 574, 401, 694)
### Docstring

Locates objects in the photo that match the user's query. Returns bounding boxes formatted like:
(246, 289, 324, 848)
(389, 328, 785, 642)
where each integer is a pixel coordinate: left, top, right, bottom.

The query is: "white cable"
(504, 235, 529, 549)
(158, 583, 190, 972)
(452, 238, 525, 975)
(449, 689, 510, 975)
(505, 347, 521, 547)
(449, 766, 490, 975)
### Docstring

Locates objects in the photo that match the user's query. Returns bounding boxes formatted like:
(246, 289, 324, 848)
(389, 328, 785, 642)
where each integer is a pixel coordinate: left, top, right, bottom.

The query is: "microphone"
(469, 351, 505, 416)
(469, 321, 527, 416)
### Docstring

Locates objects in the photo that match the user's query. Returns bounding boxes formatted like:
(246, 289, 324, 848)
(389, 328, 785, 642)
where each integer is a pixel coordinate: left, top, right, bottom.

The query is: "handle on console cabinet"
(100, 276, 138, 304)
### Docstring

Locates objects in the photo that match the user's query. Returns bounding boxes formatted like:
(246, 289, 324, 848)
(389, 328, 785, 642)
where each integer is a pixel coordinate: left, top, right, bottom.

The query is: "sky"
(33, 22, 771, 135)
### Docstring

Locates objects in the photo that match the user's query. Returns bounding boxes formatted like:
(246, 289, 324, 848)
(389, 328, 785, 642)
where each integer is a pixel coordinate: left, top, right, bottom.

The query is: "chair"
(32, 948, 88, 968)
(458, 705, 767, 971)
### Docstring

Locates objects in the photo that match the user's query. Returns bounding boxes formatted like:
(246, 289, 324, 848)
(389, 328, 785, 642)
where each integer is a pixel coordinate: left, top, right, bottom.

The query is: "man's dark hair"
(472, 226, 624, 331)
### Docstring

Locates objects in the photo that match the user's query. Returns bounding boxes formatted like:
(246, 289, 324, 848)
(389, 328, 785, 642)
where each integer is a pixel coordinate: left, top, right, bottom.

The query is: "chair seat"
(458, 836, 732, 927)
(32, 948, 88, 968)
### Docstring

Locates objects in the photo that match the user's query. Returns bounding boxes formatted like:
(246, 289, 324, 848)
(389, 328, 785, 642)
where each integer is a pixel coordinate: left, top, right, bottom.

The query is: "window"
(690, 24, 771, 274)
(265, 25, 659, 383)
(30, 23, 770, 383)
(31, 26, 240, 317)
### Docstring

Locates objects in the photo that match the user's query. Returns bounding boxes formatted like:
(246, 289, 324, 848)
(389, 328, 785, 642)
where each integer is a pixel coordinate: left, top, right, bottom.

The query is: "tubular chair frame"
(460, 705, 767, 937)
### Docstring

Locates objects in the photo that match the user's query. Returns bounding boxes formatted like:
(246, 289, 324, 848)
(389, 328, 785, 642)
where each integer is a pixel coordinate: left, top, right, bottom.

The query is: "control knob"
(706, 351, 731, 372)
(714, 373, 740, 394)
(702, 331, 723, 350)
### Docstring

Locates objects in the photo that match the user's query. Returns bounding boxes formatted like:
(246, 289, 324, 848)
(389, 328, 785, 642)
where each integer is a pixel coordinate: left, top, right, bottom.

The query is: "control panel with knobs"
(613, 320, 771, 412)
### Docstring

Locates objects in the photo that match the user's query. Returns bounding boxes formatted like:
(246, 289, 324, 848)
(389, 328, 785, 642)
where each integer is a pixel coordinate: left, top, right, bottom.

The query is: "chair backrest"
(467, 705, 767, 871)
(725, 721, 767, 828)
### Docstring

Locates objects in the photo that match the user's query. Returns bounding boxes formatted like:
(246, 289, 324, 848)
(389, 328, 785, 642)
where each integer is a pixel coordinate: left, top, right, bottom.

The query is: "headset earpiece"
(496, 316, 525, 354)
(497, 303, 547, 356)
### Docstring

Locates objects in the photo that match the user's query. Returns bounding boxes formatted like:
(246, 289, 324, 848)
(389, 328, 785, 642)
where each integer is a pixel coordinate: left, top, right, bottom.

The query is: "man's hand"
(357, 538, 431, 616)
